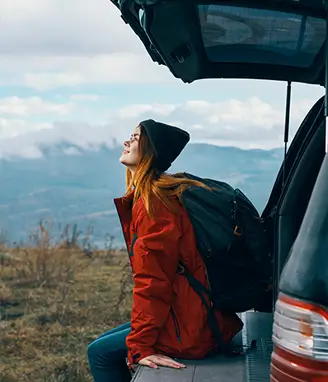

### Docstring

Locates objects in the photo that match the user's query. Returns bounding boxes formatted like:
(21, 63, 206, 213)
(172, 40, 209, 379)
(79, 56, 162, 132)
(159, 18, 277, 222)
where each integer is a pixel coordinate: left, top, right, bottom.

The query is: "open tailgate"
(110, 0, 326, 85)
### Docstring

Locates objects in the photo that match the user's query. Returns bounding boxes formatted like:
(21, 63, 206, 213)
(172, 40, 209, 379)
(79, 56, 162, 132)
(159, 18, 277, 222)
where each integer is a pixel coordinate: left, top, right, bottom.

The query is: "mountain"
(0, 143, 283, 247)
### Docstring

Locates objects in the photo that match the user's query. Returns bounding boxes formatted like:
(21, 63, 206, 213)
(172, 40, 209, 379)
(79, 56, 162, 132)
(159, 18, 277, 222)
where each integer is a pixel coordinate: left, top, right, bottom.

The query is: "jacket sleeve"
(126, 206, 182, 365)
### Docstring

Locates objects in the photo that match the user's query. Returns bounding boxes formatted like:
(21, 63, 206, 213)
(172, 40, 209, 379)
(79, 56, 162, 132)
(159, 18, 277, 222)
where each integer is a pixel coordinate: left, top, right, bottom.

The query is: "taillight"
(273, 293, 328, 360)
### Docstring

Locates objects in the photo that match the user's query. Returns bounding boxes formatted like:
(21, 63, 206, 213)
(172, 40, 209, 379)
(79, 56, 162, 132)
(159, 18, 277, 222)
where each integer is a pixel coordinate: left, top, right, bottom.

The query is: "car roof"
(110, 0, 327, 85)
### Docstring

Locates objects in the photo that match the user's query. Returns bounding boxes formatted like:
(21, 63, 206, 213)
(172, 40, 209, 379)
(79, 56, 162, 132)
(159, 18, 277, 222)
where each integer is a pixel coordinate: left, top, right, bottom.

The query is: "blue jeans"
(88, 322, 132, 382)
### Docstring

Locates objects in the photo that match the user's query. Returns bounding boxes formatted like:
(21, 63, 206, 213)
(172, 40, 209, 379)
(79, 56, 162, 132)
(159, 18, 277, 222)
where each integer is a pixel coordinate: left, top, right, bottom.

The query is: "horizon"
(0, 138, 285, 162)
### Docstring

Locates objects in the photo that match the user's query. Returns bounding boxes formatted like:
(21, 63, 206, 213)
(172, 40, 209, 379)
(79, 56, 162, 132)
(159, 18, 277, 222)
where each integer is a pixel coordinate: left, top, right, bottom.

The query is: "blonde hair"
(125, 125, 209, 216)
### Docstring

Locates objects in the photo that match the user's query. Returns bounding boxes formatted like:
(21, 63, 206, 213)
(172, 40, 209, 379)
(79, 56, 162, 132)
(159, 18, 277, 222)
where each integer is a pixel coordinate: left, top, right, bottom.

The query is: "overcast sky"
(0, 0, 325, 159)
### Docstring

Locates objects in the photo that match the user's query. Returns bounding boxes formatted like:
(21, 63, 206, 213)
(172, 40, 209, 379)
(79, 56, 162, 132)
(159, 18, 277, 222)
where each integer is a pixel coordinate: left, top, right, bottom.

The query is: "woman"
(87, 119, 243, 382)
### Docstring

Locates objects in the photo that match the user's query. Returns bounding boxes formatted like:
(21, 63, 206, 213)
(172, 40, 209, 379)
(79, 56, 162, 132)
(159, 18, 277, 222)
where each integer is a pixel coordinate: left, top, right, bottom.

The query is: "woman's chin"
(119, 158, 134, 169)
(119, 156, 127, 165)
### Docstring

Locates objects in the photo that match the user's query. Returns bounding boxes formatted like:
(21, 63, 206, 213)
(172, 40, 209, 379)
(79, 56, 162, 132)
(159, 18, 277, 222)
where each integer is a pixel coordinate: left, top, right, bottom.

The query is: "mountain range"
(0, 143, 283, 247)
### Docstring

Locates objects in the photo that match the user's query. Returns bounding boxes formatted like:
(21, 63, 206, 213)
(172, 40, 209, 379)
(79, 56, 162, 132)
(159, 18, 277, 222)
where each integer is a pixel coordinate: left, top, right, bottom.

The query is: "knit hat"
(139, 119, 190, 172)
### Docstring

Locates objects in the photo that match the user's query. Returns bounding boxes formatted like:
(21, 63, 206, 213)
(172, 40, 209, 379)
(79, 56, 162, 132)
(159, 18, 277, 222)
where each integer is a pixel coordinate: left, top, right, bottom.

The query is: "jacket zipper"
(170, 307, 182, 343)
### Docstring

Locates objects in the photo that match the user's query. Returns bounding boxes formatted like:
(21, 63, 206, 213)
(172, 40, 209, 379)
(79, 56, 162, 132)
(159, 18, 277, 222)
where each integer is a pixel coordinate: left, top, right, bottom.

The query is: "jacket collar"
(114, 190, 135, 250)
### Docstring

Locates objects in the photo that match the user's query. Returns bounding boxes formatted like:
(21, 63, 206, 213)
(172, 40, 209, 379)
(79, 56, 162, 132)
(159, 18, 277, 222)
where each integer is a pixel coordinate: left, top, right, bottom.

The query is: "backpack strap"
(130, 237, 244, 356)
(178, 263, 244, 357)
(178, 264, 212, 297)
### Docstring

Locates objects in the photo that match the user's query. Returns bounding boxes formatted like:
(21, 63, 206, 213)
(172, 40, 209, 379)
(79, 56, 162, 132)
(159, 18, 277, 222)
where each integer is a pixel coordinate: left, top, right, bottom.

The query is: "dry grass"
(0, 224, 133, 382)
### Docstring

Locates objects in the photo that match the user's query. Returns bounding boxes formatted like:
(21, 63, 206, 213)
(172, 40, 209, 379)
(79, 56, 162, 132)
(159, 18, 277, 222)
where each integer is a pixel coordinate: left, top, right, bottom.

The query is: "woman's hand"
(138, 354, 186, 369)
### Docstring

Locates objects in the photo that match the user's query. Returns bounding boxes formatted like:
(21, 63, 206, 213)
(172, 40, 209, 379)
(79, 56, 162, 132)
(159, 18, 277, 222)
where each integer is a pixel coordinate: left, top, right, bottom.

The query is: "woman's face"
(119, 126, 140, 172)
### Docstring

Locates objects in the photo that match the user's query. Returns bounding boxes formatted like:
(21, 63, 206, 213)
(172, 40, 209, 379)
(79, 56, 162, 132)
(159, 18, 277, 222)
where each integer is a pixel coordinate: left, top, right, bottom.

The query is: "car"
(108, 1, 328, 380)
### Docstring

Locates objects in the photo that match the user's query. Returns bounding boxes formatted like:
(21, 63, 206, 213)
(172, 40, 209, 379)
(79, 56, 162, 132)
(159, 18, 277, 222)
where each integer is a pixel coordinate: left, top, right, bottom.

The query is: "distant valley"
(0, 143, 283, 247)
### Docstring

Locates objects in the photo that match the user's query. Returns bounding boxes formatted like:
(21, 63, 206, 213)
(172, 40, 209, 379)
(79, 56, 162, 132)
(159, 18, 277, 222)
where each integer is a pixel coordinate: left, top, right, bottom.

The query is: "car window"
(199, 4, 326, 68)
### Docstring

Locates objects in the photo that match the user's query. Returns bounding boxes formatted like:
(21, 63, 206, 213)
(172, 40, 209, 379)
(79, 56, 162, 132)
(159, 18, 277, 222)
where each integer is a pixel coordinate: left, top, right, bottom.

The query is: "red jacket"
(114, 191, 243, 366)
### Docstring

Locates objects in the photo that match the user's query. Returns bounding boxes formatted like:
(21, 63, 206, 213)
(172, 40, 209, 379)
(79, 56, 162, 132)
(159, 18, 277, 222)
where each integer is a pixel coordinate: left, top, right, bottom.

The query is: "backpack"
(178, 173, 272, 311)
(176, 173, 272, 353)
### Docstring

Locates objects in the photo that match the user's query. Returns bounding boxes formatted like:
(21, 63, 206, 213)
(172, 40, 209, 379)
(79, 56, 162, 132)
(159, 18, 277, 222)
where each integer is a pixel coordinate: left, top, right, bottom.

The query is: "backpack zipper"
(170, 307, 182, 343)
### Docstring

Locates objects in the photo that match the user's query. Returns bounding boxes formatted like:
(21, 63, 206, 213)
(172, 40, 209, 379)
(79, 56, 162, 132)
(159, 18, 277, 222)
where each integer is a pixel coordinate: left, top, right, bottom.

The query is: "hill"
(0, 143, 283, 246)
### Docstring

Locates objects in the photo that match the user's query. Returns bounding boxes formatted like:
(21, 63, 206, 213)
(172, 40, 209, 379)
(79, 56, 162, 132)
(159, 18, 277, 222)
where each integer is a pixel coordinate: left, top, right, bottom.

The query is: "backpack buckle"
(234, 225, 243, 236)
(178, 264, 185, 274)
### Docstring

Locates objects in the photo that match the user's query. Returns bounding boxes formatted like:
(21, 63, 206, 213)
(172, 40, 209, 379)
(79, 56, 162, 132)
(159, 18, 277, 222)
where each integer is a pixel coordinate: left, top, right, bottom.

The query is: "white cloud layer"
(0, 52, 172, 89)
(1, 0, 138, 55)
(21, 54, 172, 90)
(0, 96, 320, 158)
(0, 97, 74, 116)
(0, 0, 173, 89)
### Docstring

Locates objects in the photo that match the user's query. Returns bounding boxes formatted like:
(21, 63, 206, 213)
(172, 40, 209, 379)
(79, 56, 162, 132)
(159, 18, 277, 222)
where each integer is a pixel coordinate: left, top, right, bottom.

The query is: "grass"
(0, 224, 132, 382)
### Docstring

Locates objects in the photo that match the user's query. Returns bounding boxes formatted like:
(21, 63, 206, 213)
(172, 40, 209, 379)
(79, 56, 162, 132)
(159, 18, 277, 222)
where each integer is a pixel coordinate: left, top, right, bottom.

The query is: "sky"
(0, 0, 325, 159)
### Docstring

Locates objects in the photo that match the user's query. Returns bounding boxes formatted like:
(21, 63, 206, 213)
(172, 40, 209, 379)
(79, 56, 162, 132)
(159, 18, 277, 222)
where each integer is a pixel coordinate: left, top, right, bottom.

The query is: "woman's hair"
(125, 125, 209, 216)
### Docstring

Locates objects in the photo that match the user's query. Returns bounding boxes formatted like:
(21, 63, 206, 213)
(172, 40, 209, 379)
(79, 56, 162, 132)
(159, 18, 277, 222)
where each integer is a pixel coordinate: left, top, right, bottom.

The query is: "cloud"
(21, 54, 172, 90)
(0, 0, 173, 89)
(0, 120, 117, 159)
(116, 103, 176, 119)
(111, 97, 317, 148)
(0, 0, 140, 56)
(0, 95, 320, 158)
(0, 119, 52, 140)
(62, 147, 82, 156)
(0, 96, 74, 116)
(0, 52, 172, 90)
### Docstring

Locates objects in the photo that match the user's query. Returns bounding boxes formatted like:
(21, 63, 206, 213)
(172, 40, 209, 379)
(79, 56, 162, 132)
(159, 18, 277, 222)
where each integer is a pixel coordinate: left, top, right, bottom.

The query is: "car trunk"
(109, 0, 328, 380)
